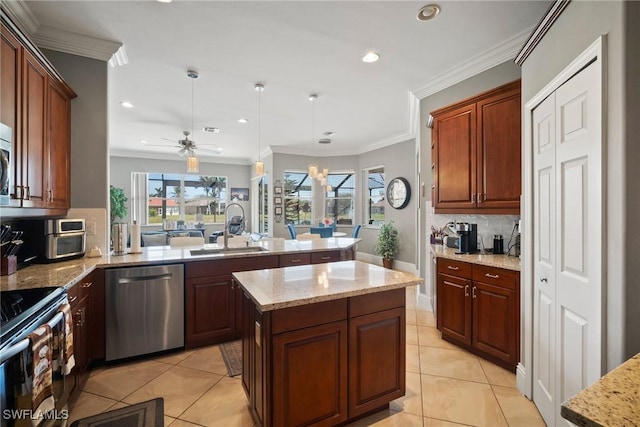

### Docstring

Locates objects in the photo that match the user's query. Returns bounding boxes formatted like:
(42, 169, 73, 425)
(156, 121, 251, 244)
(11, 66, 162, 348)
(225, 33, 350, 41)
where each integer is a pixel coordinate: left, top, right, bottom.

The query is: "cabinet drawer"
(311, 251, 341, 264)
(437, 258, 472, 278)
(472, 265, 519, 291)
(272, 299, 348, 335)
(279, 253, 311, 267)
(349, 288, 405, 318)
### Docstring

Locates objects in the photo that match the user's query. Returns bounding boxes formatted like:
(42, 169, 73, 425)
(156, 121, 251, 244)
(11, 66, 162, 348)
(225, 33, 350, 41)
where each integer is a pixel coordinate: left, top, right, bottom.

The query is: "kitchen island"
(232, 260, 423, 427)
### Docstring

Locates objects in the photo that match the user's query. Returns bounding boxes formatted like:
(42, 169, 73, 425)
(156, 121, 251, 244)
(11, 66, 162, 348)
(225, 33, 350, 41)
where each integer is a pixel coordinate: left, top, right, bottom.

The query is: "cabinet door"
(437, 273, 472, 346)
(0, 24, 22, 207)
(476, 86, 521, 212)
(46, 79, 71, 208)
(432, 102, 476, 210)
(349, 307, 405, 417)
(185, 275, 235, 348)
(472, 281, 518, 369)
(273, 321, 348, 426)
(21, 49, 47, 207)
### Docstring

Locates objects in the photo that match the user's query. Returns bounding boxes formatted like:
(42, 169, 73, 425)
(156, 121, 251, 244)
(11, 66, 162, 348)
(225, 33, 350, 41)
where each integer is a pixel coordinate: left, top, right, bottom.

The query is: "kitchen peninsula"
(233, 260, 423, 427)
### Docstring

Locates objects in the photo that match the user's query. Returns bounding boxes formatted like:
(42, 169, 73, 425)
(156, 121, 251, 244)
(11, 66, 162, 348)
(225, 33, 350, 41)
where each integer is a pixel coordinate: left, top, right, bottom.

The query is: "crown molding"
(110, 149, 252, 166)
(515, 0, 571, 66)
(0, 0, 39, 36)
(411, 26, 534, 100)
(32, 25, 123, 63)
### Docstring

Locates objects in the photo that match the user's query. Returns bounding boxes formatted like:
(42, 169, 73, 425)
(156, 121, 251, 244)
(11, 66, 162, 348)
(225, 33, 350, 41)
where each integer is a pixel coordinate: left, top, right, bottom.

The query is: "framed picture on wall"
(275, 206, 283, 215)
(230, 187, 249, 202)
(274, 186, 282, 195)
(274, 196, 282, 205)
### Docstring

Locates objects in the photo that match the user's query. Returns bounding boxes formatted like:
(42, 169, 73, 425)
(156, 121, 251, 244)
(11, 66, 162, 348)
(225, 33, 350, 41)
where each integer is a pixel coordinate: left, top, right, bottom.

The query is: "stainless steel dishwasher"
(105, 264, 184, 361)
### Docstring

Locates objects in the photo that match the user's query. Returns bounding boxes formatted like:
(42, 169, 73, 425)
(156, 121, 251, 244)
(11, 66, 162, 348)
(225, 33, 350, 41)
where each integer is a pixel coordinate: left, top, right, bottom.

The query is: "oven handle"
(0, 311, 64, 365)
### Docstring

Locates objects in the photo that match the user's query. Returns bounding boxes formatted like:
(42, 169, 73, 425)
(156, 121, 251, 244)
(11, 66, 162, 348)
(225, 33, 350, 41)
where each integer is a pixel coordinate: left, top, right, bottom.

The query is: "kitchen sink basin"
(190, 246, 269, 256)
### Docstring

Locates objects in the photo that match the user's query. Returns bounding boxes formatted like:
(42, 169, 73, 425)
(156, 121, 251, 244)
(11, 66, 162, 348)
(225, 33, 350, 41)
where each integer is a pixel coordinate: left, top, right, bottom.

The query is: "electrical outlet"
(87, 221, 96, 236)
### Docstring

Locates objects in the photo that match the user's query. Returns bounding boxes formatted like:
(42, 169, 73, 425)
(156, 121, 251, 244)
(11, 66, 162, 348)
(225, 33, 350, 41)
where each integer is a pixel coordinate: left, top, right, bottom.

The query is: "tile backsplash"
(67, 208, 108, 255)
(426, 202, 520, 253)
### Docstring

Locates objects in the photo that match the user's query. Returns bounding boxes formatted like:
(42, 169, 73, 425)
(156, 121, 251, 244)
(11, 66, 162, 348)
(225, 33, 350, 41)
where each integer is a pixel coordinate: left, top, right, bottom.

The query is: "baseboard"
(417, 293, 433, 312)
(516, 362, 529, 398)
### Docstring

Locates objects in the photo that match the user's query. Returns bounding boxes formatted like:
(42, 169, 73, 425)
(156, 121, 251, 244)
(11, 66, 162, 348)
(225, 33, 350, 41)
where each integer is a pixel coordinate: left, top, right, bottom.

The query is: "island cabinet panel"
(186, 255, 279, 349)
(348, 307, 405, 417)
(273, 321, 348, 427)
(436, 258, 520, 370)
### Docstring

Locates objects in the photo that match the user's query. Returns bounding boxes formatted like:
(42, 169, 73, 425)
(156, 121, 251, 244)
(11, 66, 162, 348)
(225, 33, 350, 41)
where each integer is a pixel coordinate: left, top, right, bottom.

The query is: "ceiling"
(16, 1, 551, 165)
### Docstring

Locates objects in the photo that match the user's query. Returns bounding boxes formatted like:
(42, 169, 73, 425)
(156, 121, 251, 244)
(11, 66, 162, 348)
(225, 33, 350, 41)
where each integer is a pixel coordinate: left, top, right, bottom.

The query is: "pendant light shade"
(187, 155, 199, 173)
(254, 83, 265, 176)
(308, 164, 318, 178)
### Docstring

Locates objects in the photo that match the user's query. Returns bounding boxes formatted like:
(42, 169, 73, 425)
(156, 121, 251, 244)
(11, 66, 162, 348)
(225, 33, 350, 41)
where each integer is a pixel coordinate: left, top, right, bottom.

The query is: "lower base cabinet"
(436, 258, 519, 371)
(241, 287, 406, 427)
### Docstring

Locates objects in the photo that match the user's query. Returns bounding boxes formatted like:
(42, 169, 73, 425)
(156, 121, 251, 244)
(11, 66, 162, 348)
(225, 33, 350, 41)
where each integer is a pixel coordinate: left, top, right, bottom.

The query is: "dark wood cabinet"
(0, 15, 76, 215)
(431, 80, 521, 214)
(278, 252, 310, 267)
(311, 250, 342, 264)
(242, 287, 406, 426)
(436, 258, 520, 370)
(185, 256, 279, 349)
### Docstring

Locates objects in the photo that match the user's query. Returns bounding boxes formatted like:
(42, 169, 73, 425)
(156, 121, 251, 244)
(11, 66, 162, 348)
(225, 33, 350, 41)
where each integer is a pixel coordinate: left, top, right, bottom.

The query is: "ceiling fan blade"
(196, 146, 223, 155)
(161, 137, 178, 144)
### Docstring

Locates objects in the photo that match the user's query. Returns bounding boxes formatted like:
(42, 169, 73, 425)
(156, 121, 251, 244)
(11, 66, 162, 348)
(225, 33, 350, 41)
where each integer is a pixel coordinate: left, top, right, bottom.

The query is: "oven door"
(44, 232, 86, 261)
(0, 291, 70, 427)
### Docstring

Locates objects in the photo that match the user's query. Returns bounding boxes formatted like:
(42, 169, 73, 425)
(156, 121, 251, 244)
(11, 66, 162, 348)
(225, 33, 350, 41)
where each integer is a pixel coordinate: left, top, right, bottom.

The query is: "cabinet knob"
(447, 265, 459, 271)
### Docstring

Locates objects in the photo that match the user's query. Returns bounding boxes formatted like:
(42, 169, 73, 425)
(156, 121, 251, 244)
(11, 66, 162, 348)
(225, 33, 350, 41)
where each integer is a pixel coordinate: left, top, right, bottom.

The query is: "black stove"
(0, 286, 65, 350)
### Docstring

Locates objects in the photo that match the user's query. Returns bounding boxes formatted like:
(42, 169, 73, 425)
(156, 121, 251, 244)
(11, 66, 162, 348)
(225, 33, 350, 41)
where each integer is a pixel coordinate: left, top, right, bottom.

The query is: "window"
(324, 172, 355, 225)
(364, 166, 385, 225)
(284, 171, 313, 225)
(132, 172, 228, 225)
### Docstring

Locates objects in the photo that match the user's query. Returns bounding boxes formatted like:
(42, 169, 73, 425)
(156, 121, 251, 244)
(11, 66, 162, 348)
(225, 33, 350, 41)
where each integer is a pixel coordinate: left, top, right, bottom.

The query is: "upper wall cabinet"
(430, 80, 521, 214)
(0, 12, 76, 216)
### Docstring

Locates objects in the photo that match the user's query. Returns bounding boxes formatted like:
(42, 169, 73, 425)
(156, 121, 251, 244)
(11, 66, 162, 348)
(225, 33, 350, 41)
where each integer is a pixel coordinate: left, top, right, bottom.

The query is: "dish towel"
(29, 324, 55, 426)
(56, 303, 75, 375)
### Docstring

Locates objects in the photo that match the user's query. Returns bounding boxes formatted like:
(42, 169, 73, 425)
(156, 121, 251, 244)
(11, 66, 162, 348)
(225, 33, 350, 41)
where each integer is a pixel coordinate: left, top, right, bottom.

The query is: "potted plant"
(110, 185, 128, 228)
(375, 221, 400, 269)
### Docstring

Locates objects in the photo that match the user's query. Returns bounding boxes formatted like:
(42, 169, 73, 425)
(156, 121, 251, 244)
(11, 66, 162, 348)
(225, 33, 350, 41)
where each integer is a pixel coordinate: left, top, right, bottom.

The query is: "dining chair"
(310, 227, 333, 238)
(352, 224, 362, 238)
(286, 224, 297, 239)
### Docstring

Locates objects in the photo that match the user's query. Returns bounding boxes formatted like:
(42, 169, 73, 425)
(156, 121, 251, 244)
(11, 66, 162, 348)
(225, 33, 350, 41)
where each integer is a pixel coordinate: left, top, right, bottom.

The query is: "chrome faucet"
(223, 202, 245, 249)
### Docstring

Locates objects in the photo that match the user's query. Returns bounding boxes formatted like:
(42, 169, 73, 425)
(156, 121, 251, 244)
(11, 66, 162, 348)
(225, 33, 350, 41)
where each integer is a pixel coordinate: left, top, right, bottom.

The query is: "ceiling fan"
(149, 130, 223, 157)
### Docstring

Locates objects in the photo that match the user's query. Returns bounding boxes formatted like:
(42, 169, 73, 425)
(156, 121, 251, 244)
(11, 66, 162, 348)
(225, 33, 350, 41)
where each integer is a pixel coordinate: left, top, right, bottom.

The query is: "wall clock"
(387, 177, 411, 209)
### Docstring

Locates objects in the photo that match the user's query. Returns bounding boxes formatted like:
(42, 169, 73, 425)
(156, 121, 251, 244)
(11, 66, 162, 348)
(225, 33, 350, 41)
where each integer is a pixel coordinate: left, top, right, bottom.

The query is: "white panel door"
(532, 93, 557, 426)
(532, 60, 603, 426)
(554, 60, 603, 420)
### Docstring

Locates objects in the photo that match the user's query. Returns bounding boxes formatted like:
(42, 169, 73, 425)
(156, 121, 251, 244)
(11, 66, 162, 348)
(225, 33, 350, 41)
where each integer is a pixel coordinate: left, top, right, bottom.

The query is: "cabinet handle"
(485, 273, 499, 279)
(472, 286, 477, 299)
(48, 189, 53, 202)
(81, 282, 93, 288)
(482, 193, 486, 202)
(472, 193, 476, 203)
(290, 258, 301, 263)
(447, 265, 459, 271)
(321, 256, 331, 260)
(540, 277, 548, 283)
(68, 295, 78, 304)
(17, 185, 23, 200)
(464, 285, 469, 297)
(230, 282, 235, 290)
(24, 186, 30, 200)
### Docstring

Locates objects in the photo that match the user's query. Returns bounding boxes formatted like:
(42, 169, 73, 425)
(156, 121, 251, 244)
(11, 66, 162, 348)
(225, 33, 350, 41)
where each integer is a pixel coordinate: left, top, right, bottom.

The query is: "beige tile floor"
(69, 288, 546, 426)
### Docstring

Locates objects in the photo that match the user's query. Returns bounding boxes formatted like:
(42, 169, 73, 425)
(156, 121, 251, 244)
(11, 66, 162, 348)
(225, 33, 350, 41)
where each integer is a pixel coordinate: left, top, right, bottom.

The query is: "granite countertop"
(561, 353, 640, 427)
(233, 260, 423, 312)
(0, 237, 359, 292)
(430, 244, 521, 271)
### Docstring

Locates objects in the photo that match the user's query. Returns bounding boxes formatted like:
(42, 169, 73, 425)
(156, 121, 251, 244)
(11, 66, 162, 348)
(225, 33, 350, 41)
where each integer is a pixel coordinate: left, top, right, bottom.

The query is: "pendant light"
(308, 94, 318, 178)
(186, 70, 199, 173)
(254, 83, 265, 176)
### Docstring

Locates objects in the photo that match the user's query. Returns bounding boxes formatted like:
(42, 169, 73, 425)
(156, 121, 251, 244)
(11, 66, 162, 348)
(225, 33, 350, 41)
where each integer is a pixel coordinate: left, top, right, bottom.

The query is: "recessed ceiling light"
(417, 4, 440, 21)
(120, 101, 134, 108)
(362, 52, 380, 63)
(139, 140, 148, 144)
(203, 127, 221, 133)
(238, 118, 248, 124)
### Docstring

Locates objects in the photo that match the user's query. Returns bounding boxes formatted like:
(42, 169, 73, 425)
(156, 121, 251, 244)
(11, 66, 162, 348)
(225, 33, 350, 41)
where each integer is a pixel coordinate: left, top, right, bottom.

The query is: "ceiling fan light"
(322, 168, 329, 177)
(255, 161, 264, 176)
(187, 155, 199, 173)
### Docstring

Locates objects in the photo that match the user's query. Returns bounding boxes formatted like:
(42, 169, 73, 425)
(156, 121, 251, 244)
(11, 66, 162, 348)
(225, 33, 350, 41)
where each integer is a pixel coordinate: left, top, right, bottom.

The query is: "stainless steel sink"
(190, 246, 269, 256)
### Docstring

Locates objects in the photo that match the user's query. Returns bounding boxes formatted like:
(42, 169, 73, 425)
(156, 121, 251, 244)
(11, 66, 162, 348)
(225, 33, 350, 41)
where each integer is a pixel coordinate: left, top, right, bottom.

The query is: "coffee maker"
(455, 223, 478, 254)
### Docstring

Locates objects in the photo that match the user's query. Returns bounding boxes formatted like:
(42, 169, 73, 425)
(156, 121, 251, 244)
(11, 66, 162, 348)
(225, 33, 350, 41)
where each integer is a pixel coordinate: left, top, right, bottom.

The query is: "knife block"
(1, 255, 17, 276)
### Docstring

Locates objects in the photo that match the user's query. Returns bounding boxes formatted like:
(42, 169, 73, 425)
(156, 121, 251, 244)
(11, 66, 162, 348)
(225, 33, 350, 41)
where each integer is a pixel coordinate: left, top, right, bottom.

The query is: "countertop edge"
(430, 244, 521, 271)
